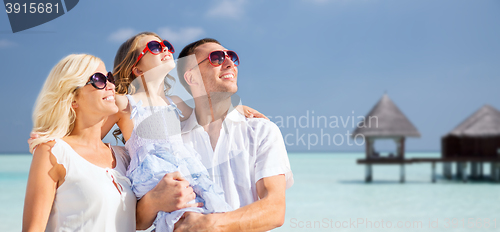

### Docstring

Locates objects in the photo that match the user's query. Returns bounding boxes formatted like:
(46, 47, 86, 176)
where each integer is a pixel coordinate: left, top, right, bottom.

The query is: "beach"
(2, 153, 499, 232)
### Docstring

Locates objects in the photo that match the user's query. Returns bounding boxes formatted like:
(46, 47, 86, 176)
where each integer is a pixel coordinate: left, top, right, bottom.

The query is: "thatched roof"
(446, 105, 500, 137)
(353, 94, 421, 137)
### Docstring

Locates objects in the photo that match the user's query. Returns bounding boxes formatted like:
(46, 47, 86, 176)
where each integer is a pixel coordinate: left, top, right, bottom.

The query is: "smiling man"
(139, 38, 294, 231)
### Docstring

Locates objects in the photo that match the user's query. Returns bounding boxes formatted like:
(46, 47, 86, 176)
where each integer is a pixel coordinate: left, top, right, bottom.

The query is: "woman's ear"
(71, 100, 78, 109)
(132, 67, 143, 77)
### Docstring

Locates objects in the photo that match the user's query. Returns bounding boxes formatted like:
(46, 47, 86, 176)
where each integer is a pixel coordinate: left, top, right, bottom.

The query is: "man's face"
(194, 42, 238, 95)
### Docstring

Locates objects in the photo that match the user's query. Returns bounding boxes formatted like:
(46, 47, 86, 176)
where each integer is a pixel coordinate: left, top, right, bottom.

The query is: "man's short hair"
(177, 38, 221, 95)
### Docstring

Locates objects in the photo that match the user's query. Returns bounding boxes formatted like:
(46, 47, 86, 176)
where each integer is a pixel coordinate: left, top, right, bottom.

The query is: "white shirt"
(46, 139, 136, 232)
(181, 107, 294, 209)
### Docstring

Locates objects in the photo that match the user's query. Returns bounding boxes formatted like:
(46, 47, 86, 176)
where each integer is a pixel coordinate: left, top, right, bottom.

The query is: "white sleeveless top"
(45, 139, 136, 232)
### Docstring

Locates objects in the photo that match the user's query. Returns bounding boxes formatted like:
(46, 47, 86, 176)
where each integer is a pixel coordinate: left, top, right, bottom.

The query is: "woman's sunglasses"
(133, 40, 175, 67)
(198, 50, 239, 67)
(85, 72, 115, 90)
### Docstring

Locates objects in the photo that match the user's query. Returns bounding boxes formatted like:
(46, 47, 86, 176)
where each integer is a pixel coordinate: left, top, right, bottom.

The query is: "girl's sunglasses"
(133, 40, 175, 67)
(198, 50, 239, 67)
(85, 72, 115, 90)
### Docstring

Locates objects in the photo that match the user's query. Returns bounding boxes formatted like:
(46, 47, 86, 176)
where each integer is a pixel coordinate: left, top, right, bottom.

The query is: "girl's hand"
(237, 105, 269, 120)
(28, 132, 40, 152)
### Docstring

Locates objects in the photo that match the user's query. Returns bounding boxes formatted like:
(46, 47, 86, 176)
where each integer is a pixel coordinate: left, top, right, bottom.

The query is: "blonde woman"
(23, 54, 136, 232)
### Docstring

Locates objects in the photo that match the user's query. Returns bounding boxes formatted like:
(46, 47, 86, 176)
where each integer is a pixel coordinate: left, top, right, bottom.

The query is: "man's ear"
(184, 71, 196, 86)
(132, 67, 143, 77)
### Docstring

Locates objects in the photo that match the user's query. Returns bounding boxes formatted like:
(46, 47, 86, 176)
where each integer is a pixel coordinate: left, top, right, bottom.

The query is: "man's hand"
(174, 212, 218, 232)
(136, 172, 203, 230)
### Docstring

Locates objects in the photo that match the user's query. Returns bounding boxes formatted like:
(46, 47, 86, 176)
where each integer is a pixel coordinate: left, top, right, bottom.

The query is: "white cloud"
(108, 28, 137, 43)
(0, 39, 16, 48)
(206, 0, 246, 19)
(157, 27, 205, 44)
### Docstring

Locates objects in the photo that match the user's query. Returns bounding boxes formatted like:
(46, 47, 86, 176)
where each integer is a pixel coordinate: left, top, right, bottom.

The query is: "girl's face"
(74, 62, 118, 118)
(133, 35, 175, 76)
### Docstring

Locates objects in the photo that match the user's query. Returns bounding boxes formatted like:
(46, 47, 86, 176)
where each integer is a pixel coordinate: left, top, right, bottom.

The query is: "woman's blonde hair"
(30, 54, 102, 153)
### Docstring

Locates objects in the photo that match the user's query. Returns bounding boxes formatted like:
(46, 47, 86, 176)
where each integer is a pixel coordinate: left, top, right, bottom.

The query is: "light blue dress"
(125, 95, 232, 232)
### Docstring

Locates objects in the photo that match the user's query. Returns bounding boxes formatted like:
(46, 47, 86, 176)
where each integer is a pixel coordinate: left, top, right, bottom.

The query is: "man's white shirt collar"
(181, 104, 245, 134)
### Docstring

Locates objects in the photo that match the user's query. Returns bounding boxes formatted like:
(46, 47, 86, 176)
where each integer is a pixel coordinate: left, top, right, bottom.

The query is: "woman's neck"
(67, 116, 106, 149)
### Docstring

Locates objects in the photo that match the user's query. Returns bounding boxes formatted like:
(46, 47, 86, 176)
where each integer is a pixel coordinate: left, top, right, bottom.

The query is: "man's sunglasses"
(133, 40, 175, 67)
(85, 72, 115, 90)
(198, 50, 239, 67)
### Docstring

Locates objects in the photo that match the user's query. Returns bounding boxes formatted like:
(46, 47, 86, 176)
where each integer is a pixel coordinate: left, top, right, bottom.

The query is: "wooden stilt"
(490, 163, 496, 182)
(456, 162, 463, 179)
(400, 164, 405, 183)
(471, 162, 479, 178)
(462, 162, 468, 183)
(443, 162, 452, 180)
(365, 164, 372, 183)
(492, 163, 500, 182)
(497, 163, 500, 182)
(479, 162, 483, 178)
(432, 162, 436, 183)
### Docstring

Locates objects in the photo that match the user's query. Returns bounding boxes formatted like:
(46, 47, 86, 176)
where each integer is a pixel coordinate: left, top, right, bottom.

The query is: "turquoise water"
(0, 154, 32, 232)
(2, 153, 499, 232)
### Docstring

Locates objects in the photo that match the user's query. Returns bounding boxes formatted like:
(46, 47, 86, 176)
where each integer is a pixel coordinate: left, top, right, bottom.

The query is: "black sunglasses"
(85, 72, 115, 90)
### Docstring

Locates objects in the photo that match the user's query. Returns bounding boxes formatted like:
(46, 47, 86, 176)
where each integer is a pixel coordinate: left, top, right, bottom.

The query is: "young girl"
(101, 32, 264, 231)
(23, 54, 136, 232)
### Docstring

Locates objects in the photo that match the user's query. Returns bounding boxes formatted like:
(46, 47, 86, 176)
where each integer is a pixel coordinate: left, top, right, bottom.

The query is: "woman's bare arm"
(22, 142, 65, 232)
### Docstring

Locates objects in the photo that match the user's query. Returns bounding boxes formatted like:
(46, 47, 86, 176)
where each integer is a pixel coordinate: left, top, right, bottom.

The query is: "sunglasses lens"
(147, 41, 162, 54)
(107, 72, 115, 84)
(162, 40, 175, 53)
(209, 51, 226, 66)
(227, 51, 239, 66)
(91, 73, 107, 89)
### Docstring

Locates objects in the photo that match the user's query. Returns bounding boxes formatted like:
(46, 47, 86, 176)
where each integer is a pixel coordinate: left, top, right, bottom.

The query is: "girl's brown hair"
(113, 31, 174, 95)
(112, 32, 175, 143)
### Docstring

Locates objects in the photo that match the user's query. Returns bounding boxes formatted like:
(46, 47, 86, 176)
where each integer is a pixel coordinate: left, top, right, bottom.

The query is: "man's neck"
(194, 93, 232, 127)
(193, 93, 233, 151)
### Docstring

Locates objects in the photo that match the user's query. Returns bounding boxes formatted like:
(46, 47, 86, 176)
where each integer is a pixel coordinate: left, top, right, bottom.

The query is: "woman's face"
(74, 62, 118, 118)
(134, 35, 175, 76)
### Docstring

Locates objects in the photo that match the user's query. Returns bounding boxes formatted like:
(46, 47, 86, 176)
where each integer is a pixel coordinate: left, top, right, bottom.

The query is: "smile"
(103, 96, 115, 101)
(161, 54, 172, 61)
(220, 74, 235, 79)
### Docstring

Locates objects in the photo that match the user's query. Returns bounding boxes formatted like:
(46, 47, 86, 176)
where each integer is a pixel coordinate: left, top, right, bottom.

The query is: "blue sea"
(2, 153, 499, 232)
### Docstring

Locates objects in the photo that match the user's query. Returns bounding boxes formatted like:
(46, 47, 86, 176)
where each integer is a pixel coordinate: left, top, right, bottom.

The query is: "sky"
(0, 0, 499, 153)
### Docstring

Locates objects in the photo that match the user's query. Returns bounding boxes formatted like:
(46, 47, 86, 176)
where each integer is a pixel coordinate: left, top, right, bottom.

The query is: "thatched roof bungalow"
(442, 105, 500, 158)
(353, 94, 420, 159)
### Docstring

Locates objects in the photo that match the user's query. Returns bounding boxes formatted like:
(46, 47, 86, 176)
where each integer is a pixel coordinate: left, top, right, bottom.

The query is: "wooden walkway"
(357, 157, 500, 183)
